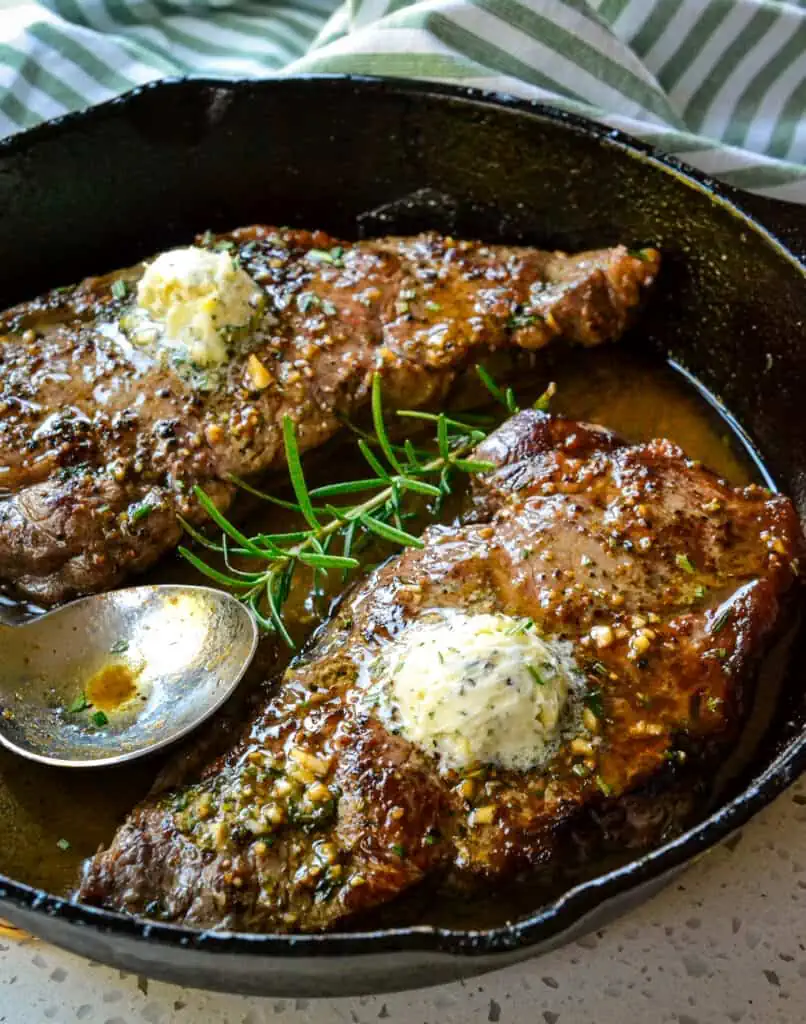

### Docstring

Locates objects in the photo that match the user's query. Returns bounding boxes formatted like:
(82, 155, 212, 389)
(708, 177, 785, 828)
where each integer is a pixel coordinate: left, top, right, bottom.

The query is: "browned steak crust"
(0, 229, 658, 605)
(78, 412, 803, 933)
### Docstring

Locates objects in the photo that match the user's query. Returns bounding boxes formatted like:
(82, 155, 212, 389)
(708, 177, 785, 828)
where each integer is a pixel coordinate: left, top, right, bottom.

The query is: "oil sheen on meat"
(0, 228, 658, 605)
(78, 411, 803, 933)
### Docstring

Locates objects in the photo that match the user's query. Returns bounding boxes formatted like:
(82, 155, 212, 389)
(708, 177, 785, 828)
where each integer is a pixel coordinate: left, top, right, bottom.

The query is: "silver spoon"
(0, 585, 258, 769)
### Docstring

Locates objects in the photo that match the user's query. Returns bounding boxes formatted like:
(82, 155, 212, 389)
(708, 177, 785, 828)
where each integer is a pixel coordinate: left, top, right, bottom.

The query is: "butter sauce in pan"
(1, 346, 790, 935)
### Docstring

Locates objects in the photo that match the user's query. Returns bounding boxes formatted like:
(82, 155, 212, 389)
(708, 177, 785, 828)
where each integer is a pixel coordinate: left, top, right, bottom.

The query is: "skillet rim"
(1, 72, 804, 961)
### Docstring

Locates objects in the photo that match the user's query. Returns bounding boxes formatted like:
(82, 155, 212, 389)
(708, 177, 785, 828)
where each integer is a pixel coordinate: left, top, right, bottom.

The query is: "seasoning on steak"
(0, 228, 659, 606)
(78, 411, 803, 932)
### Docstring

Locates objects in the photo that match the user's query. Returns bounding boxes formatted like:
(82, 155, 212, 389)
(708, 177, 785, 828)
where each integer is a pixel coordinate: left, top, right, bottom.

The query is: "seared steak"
(78, 411, 802, 932)
(0, 229, 658, 605)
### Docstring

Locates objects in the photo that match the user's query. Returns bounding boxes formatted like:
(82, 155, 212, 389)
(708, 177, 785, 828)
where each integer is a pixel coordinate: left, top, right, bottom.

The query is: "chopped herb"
(314, 873, 342, 903)
(129, 501, 154, 524)
(321, 299, 337, 316)
(91, 710, 109, 728)
(571, 763, 589, 778)
(67, 693, 90, 714)
(399, 289, 417, 300)
(111, 279, 129, 300)
(56, 838, 71, 852)
(214, 239, 236, 252)
(507, 617, 534, 635)
(296, 292, 320, 313)
(508, 312, 538, 329)
(590, 661, 609, 678)
(717, 647, 728, 660)
(307, 247, 344, 267)
(110, 638, 129, 654)
(706, 696, 722, 712)
(424, 830, 442, 846)
(595, 775, 613, 796)
(584, 688, 604, 718)
(694, 584, 707, 599)
(628, 248, 653, 262)
(711, 608, 731, 633)
(676, 553, 696, 574)
(287, 795, 339, 833)
(527, 665, 546, 686)
(425, 301, 441, 312)
(58, 463, 93, 482)
(391, 842, 406, 858)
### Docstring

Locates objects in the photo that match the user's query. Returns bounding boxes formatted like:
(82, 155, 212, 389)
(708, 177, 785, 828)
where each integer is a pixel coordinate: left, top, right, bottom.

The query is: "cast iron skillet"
(0, 76, 805, 997)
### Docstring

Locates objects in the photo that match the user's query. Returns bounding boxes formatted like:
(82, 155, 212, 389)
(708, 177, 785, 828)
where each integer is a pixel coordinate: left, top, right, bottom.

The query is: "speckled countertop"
(1, 773, 804, 1024)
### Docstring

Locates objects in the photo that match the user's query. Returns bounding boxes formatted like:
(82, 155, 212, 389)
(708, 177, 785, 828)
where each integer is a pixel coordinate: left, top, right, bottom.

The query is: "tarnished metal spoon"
(0, 585, 258, 769)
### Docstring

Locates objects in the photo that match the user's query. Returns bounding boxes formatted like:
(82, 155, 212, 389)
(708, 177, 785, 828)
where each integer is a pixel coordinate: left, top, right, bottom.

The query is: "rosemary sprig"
(179, 367, 553, 645)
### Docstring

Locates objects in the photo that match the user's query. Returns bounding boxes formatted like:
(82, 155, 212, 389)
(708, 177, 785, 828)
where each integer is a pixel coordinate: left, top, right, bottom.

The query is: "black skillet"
(1, 76, 805, 997)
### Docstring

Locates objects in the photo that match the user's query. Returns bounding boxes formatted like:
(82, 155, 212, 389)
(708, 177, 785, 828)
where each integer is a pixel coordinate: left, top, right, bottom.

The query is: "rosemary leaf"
(177, 514, 226, 553)
(309, 478, 384, 498)
(277, 560, 296, 607)
(399, 477, 442, 498)
(222, 534, 269, 579)
(398, 409, 484, 436)
(177, 547, 256, 590)
(452, 459, 496, 473)
(265, 575, 296, 648)
(358, 439, 390, 480)
(255, 530, 311, 544)
(248, 591, 283, 637)
(342, 520, 357, 582)
(193, 486, 272, 559)
(229, 474, 306, 513)
(404, 439, 423, 470)
(371, 374, 404, 475)
(283, 415, 319, 529)
(437, 414, 450, 460)
(359, 513, 425, 548)
(298, 552, 359, 570)
(389, 480, 403, 530)
(479, 360, 510, 407)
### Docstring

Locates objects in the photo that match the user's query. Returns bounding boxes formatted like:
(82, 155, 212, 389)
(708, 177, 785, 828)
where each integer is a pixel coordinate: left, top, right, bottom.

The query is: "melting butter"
(367, 611, 581, 774)
(125, 246, 264, 369)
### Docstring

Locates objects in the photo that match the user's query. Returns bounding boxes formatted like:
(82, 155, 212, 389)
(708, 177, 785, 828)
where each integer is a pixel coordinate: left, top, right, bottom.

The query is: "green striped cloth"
(2, 0, 806, 201)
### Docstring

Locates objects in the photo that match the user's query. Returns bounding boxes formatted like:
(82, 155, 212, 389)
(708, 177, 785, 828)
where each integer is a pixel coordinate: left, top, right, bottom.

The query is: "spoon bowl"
(0, 585, 258, 768)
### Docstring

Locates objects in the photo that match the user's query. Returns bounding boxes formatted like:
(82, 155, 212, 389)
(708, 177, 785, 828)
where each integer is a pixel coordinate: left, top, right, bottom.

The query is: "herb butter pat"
(369, 612, 581, 773)
(131, 246, 263, 367)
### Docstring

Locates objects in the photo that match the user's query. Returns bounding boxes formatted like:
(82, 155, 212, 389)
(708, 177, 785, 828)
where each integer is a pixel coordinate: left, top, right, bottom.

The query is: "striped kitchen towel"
(1, 0, 805, 202)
